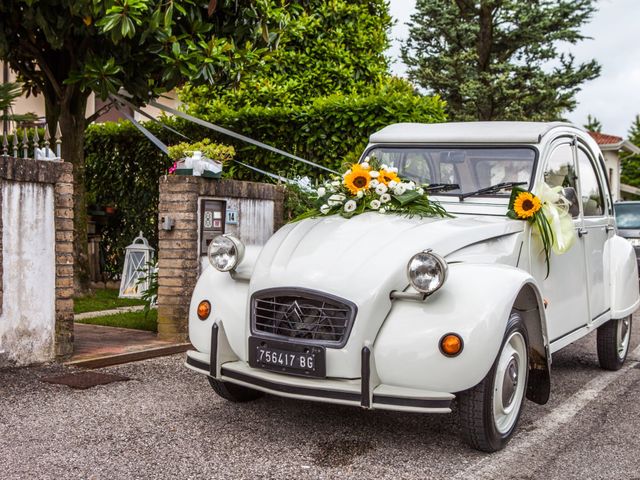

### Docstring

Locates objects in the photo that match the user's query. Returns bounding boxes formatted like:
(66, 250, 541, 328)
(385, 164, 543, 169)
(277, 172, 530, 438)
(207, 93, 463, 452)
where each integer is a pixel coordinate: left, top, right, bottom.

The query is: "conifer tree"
(401, 0, 601, 121)
(584, 114, 603, 132)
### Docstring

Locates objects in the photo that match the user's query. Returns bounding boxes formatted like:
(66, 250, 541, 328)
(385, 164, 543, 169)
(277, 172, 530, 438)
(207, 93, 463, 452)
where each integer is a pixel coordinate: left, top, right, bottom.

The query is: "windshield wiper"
(424, 183, 460, 193)
(459, 181, 527, 201)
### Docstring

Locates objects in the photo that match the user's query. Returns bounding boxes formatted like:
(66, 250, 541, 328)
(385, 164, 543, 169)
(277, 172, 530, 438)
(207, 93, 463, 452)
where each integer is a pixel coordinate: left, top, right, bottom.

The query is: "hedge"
(85, 92, 447, 276)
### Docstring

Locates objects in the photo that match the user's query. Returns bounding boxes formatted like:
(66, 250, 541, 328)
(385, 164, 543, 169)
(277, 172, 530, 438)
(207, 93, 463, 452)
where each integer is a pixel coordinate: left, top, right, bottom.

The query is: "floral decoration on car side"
(507, 185, 576, 276)
(294, 157, 450, 221)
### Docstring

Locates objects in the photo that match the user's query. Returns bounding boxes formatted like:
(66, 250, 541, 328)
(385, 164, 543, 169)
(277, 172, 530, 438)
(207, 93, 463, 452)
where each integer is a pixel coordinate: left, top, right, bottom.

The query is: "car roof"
(369, 121, 579, 145)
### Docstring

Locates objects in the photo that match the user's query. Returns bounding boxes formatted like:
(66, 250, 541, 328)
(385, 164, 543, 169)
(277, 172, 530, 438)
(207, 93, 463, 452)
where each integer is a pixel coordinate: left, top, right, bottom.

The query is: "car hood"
(250, 212, 523, 301)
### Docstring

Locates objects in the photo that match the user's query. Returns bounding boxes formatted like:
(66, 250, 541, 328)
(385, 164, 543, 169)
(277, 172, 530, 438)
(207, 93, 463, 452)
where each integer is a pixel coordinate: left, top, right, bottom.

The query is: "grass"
(75, 309, 158, 332)
(74, 288, 146, 314)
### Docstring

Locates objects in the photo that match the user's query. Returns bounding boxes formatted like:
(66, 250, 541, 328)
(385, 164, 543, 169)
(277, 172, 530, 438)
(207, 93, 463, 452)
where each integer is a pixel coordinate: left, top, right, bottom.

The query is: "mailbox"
(200, 199, 226, 254)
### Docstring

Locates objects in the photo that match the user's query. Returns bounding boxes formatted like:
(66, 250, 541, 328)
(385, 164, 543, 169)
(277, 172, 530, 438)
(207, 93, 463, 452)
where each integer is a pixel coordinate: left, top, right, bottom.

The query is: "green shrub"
(85, 91, 446, 275)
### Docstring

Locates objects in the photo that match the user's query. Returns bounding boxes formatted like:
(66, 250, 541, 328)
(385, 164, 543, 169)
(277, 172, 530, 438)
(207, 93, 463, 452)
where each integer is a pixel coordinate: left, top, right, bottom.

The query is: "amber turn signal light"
(439, 333, 463, 357)
(197, 300, 211, 320)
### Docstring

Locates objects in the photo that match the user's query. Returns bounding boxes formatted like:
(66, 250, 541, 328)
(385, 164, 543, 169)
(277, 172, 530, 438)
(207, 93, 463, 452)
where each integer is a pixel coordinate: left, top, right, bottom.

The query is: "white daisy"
(320, 204, 330, 215)
(369, 170, 380, 178)
(317, 186, 326, 196)
(417, 187, 425, 195)
(388, 180, 398, 188)
(375, 183, 388, 195)
(380, 193, 391, 203)
(370, 179, 380, 188)
(328, 194, 346, 206)
(394, 184, 407, 195)
(370, 199, 381, 210)
(356, 190, 364, 198)
(344, 200, 357, 213)
(379, 207, 386, 213)
(361, 162, 370, 170)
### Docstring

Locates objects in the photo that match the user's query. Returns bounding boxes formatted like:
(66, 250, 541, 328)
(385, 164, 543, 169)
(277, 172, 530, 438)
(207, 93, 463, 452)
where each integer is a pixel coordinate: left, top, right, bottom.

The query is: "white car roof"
(369, 121, 579, 145)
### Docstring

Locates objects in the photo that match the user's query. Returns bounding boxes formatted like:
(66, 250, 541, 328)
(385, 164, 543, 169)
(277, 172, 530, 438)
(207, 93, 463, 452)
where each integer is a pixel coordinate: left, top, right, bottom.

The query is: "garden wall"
(157, 176, 284, 341)
(0, 156, 74, 365)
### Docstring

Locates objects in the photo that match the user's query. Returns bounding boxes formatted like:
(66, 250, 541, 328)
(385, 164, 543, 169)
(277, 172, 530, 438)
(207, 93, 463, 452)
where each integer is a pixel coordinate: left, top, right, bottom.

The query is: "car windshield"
(615, 203, 640, 229)
(364, 146, 536, 196)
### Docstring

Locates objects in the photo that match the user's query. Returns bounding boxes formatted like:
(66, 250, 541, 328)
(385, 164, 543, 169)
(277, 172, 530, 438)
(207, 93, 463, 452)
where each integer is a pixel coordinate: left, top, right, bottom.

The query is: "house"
(588, 131, 640, 202)
(1, 62, 178, 129)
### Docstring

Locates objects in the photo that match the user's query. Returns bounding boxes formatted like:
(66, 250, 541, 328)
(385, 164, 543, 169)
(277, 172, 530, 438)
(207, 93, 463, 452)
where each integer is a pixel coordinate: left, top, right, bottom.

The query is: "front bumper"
(185, 324, 454, 414)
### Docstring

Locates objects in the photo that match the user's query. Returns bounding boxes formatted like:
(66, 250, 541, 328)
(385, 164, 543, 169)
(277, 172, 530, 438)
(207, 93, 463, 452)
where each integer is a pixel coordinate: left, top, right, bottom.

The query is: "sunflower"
(343, 164, 372, 195)
(513, 191, 542, 219)
(377, 168, 400, 185)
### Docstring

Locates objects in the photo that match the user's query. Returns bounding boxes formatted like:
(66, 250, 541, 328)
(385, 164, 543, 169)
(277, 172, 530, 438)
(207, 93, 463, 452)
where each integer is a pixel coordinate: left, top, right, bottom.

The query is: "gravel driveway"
(1, 318, 639, 479)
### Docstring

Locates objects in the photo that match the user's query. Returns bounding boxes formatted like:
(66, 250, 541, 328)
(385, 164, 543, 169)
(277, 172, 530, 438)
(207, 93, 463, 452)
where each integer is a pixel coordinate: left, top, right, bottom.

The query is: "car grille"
(251, 289, 357, 348)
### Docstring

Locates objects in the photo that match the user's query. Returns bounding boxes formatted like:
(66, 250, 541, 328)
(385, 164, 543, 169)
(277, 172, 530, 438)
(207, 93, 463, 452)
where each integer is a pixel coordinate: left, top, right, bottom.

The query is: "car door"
(575, 145, 611, 322)
(535, 140, 590, 343)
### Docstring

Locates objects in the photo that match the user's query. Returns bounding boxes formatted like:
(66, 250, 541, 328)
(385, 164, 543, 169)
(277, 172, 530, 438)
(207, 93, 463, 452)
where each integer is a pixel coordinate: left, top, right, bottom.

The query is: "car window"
(615, 203, 640, 229)
(364, 147, 536, 195)
(543, 143, 579, 217)
(577, 149, 604, 217)
(543, 144, 576, 189)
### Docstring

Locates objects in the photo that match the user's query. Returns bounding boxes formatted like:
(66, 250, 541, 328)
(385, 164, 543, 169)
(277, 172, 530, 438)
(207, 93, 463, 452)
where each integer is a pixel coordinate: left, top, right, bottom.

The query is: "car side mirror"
(562, 187, 580, 218)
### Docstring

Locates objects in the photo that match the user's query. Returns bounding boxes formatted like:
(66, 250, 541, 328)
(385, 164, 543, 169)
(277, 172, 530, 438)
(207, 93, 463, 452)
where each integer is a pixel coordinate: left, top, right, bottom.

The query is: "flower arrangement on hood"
(293, 157, 450, 221)
(507, 185, 576, 277)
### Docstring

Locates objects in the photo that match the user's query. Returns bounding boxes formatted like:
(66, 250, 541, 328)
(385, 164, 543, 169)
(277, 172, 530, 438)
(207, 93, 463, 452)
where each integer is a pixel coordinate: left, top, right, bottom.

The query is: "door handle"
(578, 227, 588, 237)
(605, 225, 615, 233)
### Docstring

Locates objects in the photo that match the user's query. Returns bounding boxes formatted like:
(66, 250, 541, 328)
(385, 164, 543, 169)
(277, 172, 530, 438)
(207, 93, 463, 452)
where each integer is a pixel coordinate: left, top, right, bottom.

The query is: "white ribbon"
(534, 183, 576, 254)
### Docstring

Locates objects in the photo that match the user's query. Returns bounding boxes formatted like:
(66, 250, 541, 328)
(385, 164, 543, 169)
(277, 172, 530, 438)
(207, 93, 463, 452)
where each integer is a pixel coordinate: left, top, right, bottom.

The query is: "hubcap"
(501, 358, 519, 407)
(616, 316, 631, 360)
(493, 331, 527, 434)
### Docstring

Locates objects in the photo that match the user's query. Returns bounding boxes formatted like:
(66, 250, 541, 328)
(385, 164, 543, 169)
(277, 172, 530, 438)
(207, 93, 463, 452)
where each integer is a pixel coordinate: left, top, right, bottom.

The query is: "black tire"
(208, 377, 264, 402)
(457, 312, 529, 452)
(597, 316, 632, 371)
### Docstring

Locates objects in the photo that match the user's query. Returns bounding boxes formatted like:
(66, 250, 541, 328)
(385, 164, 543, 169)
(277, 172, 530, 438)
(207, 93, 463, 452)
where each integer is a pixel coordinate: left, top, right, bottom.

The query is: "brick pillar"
(54, 164, 75, 358)
(157, 177, 200, 341)
(157, 176, 284, 342)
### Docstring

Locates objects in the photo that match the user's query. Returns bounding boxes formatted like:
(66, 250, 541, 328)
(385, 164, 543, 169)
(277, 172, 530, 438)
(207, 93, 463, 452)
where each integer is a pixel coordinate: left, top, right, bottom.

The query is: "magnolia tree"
(0, 0, 289, 290)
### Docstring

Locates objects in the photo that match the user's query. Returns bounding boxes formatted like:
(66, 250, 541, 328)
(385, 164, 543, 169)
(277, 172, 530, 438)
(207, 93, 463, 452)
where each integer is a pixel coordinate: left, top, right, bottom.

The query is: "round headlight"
(208, 234, 245, 272)
(407, 250, 448, 295)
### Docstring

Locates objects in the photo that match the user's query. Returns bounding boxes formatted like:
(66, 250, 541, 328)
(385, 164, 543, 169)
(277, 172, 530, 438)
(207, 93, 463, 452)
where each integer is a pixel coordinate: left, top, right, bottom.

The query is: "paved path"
(1, 314, 639, 479)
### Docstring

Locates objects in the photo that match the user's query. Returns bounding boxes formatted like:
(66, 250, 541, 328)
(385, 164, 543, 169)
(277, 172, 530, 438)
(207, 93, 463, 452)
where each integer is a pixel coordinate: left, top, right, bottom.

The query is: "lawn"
(75, 309, 158, 332)
(74, 288, 146, 314)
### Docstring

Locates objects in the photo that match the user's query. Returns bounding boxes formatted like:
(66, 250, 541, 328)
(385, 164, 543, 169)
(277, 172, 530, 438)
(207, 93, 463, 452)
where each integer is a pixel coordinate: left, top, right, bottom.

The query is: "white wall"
(0, 181, 56, 365)
(602, 150, 621, 202)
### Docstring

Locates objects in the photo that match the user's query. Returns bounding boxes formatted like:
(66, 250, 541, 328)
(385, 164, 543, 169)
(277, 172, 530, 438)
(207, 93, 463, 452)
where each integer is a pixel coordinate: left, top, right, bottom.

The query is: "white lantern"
(119, 231, 155, 298)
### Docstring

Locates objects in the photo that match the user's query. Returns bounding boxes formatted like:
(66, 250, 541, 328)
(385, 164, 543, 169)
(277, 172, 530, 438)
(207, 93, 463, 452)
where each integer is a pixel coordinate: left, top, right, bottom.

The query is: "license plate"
(248, 337, 326, 378)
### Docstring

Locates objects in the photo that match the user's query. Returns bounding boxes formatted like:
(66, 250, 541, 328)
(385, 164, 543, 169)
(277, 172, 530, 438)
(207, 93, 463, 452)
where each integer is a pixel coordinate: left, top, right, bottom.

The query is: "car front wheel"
(597, 316, 632, 371)
(208, 377, 264, 402)
(457, 312, 529, 452)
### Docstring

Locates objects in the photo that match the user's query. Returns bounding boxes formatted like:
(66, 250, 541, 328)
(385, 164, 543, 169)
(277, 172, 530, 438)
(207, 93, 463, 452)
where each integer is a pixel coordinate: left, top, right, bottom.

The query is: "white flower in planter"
(344, 200, 357, 213)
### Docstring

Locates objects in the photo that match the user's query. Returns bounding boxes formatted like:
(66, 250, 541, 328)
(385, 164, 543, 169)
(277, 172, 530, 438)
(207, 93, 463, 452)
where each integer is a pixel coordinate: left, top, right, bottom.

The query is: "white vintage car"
(185, 122, 639, 452)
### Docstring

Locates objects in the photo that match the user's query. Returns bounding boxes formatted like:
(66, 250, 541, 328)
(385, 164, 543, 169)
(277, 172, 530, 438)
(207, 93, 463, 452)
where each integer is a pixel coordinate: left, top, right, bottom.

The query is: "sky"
(387, 0, 640, 138)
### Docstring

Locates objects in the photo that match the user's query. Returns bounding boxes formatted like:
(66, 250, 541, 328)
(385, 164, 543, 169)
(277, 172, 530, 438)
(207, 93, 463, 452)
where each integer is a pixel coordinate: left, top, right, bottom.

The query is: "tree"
(0, 0, 288, 290)
(583, 114, 602, 132)
(181, 0, 399, 109)
(401, 0, 601, 121)
(621, 115, 640, 194)
(0, 82, 37, 129)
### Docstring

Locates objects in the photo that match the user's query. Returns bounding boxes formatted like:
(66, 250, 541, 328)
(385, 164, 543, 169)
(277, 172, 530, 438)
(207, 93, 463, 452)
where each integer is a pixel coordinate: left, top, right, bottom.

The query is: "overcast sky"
(388, 0, 640, 137)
